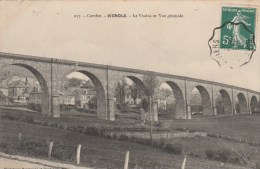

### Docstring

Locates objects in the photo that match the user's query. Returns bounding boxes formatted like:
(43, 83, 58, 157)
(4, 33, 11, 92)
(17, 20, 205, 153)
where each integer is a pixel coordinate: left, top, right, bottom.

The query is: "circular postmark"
(208, 6, 257, 69)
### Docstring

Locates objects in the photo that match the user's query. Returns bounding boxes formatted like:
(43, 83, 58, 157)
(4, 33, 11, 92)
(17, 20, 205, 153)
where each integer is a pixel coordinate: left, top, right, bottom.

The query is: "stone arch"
(216, 89, 232, 114)
(127, 76, 146, 94)
(191, 85, 212, 116)
(1, 64, 49, 114)
(236, 93, 248, 114)
(77, 70, 107, 119)
(159, 81, 185, 119)
(250, 95, 259, 113)
(115, 75, 147, 103)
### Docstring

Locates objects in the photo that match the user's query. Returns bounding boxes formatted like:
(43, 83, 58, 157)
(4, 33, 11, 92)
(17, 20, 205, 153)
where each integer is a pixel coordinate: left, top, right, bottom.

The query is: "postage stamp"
(220, 6, 256, 51)
(209, 5, 257, 68)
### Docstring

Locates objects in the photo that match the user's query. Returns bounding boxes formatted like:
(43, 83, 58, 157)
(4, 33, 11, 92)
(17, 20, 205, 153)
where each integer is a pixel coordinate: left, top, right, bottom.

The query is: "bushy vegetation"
(205, 148, 244, 165)
(158, 102, 176, 118)
(162, 143, 183, 155)
(27, 103, 42, 112)
(0, 103, 42, 113)
(60, 104, 97, 114)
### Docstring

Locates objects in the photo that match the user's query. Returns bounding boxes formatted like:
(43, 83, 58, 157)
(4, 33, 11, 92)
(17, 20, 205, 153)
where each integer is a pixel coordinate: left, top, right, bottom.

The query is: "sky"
(0, 1, 259, 91)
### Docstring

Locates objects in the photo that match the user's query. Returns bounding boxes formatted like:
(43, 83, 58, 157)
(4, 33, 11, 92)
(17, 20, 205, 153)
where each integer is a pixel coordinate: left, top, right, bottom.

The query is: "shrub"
(205, 148, 242, 165)
(27, 103, 42, 113)
(157, 139, 165, 148)
(153, 121, 161, 127)
(2, 114, 20, 121)
(205, 148, 214, 159)
(24, 117, 34, 123)
(163, 143, 183, 155)
(17, 139, 48, 157)
(112, 134, 118, 140)
(188, 152, 202, 158)
(60, 104, 75, 111)
(118, 134, 129, 141)
(214, 149, 230, 162)
(51, 145, 74, 161)
(84, 127, 101, 136)
(50, 122, 59, 128)
(0, 143, 8, 149)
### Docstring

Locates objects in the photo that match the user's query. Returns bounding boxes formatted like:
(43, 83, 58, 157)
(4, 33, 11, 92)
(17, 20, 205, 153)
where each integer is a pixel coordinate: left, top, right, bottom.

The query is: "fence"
(0, 132, 251, 169)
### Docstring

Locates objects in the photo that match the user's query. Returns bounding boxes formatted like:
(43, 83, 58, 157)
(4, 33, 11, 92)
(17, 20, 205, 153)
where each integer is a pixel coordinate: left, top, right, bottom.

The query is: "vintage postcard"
(0, 0, 259, 169)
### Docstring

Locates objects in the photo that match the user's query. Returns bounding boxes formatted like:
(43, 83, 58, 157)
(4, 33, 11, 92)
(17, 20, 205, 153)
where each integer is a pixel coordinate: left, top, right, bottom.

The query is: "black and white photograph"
(0, 1, 259, 169)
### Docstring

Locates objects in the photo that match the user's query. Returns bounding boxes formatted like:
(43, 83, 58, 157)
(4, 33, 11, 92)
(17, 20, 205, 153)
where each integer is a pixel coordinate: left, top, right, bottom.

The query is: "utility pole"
(106, 64, 109, 120)
(149, 96, 153, 141)
(50, 58, 53, 116)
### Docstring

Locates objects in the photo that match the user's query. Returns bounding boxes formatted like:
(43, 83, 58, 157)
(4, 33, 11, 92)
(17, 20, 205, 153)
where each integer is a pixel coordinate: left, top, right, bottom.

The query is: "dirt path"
(0, 152, 90, 169)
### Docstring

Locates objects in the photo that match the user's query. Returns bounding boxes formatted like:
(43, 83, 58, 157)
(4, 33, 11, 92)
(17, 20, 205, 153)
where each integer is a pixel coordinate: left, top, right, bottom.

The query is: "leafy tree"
(0, 71, 11, 82)
(129, 83, 138, 104)
(161, 88, 172, 97)
(65, 78, 82, 88)
(143, 73, 158, 97)
(141, 98, 149, 112)
(115, 79, 127, 104)
(88, 95, 97, 109)
(142, 73, 159, 140)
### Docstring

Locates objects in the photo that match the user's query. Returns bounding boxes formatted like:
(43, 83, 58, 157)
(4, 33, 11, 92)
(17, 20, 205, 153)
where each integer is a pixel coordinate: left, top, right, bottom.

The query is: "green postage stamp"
(220, 6, 256, 51)
(208, 5, 257, 68)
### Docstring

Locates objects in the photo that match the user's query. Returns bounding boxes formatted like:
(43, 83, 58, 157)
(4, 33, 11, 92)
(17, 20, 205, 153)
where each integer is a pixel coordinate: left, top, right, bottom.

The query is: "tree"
(129, 83, 138, 104)
(88, 95, 97, 109)
(65, 78, 82, 88)
(142, 73, 159, 140)
(115, 79, 127, 104)
(141, 98, 149, 112)
(0, 71, 11, 82)
(143, 73, 159, 112)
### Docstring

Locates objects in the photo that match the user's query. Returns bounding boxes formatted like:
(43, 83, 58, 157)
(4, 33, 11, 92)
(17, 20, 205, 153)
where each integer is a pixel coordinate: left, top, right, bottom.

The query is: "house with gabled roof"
(8, 80, 26, 101)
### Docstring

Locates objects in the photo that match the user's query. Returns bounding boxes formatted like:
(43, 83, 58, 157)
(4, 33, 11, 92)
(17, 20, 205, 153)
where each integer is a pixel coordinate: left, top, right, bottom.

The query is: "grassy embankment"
(0, 108, 259, 169)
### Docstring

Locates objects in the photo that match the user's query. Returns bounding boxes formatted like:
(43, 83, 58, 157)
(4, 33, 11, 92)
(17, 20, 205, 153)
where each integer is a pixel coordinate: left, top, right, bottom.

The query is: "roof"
(72, 89, 87, 95)
(87, 89, 96, 95)
(8, 80, 26, 88)
(80, 80, 94, 88)
(166, 94, 175, 99)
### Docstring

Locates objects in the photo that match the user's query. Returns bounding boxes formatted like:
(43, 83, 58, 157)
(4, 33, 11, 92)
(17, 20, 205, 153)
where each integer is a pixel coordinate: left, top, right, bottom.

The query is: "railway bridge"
(0, 52, 259, 121)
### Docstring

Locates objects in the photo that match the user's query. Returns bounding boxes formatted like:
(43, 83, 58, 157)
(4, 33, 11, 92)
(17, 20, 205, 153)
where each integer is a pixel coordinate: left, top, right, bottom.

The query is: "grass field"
(0, 108, 259, 168)
(162, 114, 260, 142)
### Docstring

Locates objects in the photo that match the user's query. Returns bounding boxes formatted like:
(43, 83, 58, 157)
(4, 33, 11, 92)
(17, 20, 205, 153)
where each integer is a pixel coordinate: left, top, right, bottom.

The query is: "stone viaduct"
(0, 52, 259, 121)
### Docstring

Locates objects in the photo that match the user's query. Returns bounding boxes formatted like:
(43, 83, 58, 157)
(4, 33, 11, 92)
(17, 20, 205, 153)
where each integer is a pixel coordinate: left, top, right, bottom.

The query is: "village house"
(59, 88, 76, 105)
(156, 94, 176, 110)
(124, 85, 141, 105)
(0, 81, 8, 97)
(74, 89, 88, 108)
(8, 80, 27, 102)
(29, 87, 42, 104)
